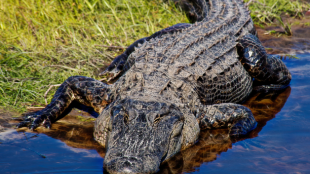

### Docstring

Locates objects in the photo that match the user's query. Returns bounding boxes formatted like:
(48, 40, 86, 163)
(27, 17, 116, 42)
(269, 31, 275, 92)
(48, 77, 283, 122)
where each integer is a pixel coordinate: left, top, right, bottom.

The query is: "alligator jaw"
(104, 153, 160, 174)
(101, 99, 184, 174)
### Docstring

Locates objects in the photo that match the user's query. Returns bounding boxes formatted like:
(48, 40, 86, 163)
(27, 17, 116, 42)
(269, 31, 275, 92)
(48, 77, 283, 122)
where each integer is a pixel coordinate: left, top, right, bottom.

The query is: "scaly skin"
(17, 0, 291, 173)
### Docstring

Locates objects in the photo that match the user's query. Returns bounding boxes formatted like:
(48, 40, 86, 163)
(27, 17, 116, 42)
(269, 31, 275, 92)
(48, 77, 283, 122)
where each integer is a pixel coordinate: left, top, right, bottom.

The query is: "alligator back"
(113, 0, 255, 110)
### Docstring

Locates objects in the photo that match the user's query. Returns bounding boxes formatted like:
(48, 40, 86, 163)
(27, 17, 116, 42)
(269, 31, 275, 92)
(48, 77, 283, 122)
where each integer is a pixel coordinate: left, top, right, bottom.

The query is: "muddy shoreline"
(256, 15, 310, 55)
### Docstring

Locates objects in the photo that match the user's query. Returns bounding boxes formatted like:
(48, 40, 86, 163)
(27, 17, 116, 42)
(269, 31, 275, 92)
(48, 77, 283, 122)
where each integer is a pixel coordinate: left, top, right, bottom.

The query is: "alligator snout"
(104, 155, 163, 174)
(104, 142, 163, 174)
(104, 157, 144, 174)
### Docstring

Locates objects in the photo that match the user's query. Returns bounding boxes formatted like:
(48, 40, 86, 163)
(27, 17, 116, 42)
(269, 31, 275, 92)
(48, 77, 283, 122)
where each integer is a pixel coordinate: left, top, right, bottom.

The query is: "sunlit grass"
(246, 0, 310, 28)
(0, 0, 188, 112)
(0, 0, 309, 113)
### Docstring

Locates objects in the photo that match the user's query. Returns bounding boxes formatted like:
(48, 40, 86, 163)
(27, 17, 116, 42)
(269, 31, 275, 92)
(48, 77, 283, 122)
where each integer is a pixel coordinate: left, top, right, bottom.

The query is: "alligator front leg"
(237, 34, 292, 92)
(198, 103, 257, 136)
(17, 76, 111, 130)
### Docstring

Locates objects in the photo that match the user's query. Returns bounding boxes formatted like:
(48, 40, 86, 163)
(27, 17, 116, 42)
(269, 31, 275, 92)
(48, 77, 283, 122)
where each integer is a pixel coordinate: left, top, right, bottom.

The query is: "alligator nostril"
(123, 161, 131, 168)
(118, 160, 137, 174)
(104, 157, 142, 174)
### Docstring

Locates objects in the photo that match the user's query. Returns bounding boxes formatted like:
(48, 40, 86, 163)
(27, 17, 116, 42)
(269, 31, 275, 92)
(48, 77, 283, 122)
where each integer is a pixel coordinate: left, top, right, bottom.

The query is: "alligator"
(17, 0, 291, 173)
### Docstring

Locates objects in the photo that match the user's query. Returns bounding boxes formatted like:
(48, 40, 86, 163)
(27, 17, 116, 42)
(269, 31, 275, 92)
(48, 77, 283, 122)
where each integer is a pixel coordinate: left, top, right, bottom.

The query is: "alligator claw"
(43, 119, 52, 129)
(100, 54, 128, 81)
(16, 111, 50, 130)
(99, 70, 108, 76)
(29, 125, 35, 131)
(16, 121, 31, 128)
(100, 69, 123, 83)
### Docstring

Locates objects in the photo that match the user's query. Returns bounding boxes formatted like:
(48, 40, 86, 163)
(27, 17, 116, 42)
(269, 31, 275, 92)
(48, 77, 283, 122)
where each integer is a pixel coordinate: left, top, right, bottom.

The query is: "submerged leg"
(17, 76, 111, 130)
(100, 23, 191, 80)
(237, 34, 291, 92)
(198, 103, 257, 136)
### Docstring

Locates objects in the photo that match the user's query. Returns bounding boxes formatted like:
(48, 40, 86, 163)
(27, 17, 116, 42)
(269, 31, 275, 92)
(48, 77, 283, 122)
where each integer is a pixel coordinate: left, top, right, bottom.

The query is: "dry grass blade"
(44, 84, 62, 105)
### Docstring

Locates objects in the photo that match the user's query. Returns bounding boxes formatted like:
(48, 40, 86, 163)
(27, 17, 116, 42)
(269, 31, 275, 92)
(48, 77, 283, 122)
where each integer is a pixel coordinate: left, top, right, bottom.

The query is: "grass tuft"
(245, 0, 310, 32)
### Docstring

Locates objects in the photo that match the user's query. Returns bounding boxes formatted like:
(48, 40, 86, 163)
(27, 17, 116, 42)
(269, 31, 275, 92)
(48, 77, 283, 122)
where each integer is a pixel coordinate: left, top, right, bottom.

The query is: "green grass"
(0, 0, 188, 113)
(245, 0, 310, 32)
(0, 0, 309, 113)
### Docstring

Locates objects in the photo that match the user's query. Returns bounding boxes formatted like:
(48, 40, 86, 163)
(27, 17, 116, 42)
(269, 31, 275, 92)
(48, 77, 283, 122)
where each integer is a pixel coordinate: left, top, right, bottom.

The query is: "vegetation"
(246, 0, 309, 24)
(0, 0, 188, 113)
(245, 0, 310, 35)
(0, 0, 309, 113)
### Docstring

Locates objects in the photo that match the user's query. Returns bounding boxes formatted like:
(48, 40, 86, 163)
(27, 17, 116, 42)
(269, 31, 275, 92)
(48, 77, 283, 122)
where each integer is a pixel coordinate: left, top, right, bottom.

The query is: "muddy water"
(1, 27, 310, 174)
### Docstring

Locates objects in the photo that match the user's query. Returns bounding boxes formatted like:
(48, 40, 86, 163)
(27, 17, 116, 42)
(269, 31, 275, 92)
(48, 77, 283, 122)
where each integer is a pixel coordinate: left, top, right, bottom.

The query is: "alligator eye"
(111, 106, 130, 125)
(153, 106, 171, 125)
(123, 112, 129, 124)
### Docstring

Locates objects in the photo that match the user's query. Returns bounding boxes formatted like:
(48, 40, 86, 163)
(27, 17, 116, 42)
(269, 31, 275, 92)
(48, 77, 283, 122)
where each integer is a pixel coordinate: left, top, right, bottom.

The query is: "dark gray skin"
(102, 99, 185, 173)
(17, 0, 291, 173)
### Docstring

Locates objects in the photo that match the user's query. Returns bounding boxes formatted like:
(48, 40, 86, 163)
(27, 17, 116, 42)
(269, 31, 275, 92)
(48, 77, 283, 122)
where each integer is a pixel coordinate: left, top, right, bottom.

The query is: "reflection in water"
(7, 87, 290, 174)
(243, 87, 291, 137)
(0, 86, 291, 174)
(16, 109, 106, 158)
(159, 87, 291, 174)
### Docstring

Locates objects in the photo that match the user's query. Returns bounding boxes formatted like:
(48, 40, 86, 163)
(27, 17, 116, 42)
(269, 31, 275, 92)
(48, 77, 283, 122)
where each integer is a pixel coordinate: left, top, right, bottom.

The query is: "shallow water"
(0, 113, 105, 174)
(1, 39, 310, 173)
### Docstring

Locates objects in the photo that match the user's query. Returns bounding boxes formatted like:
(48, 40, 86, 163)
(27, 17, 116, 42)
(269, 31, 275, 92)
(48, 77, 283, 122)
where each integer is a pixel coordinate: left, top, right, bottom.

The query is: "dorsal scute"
(117, 0, 255, 107)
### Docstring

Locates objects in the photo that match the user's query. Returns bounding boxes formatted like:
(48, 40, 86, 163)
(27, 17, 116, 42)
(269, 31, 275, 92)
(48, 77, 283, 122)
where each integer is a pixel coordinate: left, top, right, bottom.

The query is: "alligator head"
(94, 98, 199, 174)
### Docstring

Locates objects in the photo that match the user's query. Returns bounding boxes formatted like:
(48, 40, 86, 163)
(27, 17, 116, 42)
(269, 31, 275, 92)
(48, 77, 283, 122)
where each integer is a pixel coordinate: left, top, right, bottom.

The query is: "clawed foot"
(17, 111, 52, 130)
(99, 54, 127, 82)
